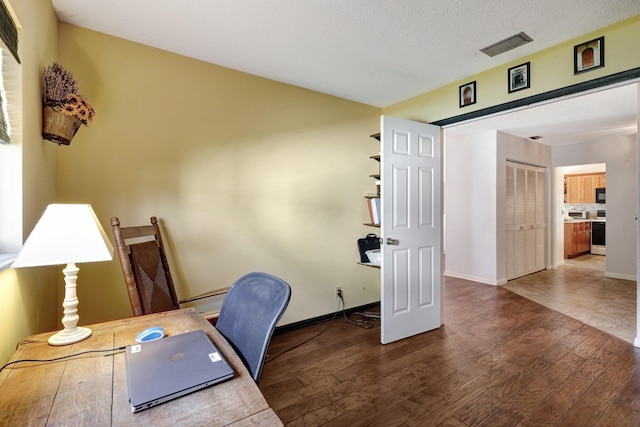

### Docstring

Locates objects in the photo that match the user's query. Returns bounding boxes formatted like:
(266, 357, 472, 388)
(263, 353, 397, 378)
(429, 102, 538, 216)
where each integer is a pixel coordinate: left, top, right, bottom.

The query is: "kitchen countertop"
(564, 218, 606, 222)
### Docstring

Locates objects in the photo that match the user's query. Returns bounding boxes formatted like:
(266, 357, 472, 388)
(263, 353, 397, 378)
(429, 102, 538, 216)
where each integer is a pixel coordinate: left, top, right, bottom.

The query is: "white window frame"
(0, 44, 22, 270)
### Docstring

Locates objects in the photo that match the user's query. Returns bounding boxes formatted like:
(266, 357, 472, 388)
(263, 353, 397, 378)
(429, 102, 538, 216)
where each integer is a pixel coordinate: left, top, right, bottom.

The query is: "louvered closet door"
(506, 161, 546, 280)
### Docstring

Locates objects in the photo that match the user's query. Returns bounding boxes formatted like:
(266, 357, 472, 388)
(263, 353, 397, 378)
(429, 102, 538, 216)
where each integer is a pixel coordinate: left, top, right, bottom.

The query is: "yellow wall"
(56, 24, 382, 326)
(384, 15, 640, 121)
(0, 0, 59, 364)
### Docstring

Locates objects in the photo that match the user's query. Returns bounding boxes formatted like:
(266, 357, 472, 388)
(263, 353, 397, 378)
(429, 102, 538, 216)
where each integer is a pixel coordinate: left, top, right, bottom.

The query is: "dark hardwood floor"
(260, 275, 640, 426)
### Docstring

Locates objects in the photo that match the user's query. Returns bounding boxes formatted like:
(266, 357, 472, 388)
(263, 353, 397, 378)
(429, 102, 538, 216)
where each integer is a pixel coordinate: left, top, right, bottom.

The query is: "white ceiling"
(51, 0, 640, 145)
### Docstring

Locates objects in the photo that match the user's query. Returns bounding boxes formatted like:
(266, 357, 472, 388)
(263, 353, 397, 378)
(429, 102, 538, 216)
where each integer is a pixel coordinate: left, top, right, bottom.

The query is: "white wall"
(636, 84, 640, 348)
(444, 130, 552, 285)
(553, 167, 566, 268)
(553, 133, 637, 280)
(444, 130, 498, 284)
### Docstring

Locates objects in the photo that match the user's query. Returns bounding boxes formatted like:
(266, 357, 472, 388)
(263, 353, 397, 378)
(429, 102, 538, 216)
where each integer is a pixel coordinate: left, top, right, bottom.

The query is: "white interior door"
(380, 116, 442, 344)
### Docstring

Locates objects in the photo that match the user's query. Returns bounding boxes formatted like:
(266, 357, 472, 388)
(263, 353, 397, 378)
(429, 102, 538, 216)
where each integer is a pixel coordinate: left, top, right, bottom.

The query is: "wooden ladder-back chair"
(110, 216, 228, 322)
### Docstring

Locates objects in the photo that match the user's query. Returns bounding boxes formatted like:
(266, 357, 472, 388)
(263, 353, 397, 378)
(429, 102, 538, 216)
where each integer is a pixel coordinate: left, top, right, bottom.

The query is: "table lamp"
(12, 204, 114, 345)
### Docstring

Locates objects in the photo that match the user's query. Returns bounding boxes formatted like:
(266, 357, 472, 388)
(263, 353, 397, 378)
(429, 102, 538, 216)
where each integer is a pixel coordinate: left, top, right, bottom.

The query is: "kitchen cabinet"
(564, 173, 605, 203)
(564, 221, 591, 258)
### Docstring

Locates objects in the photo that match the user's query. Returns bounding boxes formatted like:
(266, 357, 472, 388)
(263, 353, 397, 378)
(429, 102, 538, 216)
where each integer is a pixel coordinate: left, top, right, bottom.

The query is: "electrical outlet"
(335, 287, 342, 299)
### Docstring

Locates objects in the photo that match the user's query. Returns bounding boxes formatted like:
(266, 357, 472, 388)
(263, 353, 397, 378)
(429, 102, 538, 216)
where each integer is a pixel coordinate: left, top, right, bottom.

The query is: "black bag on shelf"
(357, 233, 380, 263)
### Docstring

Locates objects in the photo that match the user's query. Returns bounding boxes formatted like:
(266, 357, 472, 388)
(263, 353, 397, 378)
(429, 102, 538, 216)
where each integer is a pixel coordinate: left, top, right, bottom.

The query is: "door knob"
(386, 237, 399, 245)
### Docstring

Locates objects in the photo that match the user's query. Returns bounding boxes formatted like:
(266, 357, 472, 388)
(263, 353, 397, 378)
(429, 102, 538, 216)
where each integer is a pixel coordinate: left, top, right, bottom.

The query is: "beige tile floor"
(504, 254, 637, 343)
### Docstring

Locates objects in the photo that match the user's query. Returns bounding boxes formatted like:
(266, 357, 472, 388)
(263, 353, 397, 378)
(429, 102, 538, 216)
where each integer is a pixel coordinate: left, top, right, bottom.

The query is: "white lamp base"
(48, 262, 92, 346)
(48, 326, 92, 346)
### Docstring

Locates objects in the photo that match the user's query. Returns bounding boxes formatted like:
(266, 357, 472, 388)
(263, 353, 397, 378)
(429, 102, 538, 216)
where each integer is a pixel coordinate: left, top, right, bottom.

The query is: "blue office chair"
(215, 272, 291, 383)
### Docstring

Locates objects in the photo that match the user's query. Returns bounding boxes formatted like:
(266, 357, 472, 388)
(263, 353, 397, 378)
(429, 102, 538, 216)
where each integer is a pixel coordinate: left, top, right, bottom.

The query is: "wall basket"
(42, 105, 81, 145)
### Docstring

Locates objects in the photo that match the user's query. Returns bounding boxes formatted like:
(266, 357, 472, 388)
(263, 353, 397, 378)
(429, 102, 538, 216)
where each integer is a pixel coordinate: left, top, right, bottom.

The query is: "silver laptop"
(125, 329, 235, 413)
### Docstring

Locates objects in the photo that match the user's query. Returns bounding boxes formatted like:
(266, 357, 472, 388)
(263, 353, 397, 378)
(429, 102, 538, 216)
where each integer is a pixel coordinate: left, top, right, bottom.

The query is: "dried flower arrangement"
(43, 62, 95, 126)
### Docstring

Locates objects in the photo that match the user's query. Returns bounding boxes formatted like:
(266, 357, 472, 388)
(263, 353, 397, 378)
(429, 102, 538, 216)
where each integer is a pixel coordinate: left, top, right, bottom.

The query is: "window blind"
(0, 0, 18, 64)
(0, 51, 9, 144)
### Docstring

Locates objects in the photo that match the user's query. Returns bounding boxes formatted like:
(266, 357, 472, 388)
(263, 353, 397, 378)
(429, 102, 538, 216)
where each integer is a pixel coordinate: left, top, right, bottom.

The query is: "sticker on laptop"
(208, 352, 222, 363)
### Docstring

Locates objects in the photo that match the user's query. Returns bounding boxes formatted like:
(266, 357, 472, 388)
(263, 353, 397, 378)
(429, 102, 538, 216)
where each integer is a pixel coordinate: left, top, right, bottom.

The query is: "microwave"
(595, 187, 606, 203)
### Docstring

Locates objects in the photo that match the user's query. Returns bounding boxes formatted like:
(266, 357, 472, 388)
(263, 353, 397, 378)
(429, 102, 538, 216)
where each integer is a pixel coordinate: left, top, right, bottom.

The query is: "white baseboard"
(444, 271, 501, 286)
(604, 271, 637, 281)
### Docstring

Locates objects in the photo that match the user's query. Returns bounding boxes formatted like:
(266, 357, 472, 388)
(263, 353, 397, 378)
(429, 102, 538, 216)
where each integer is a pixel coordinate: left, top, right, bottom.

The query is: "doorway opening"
(441, 82, 637, 344)
(557, 163, 606, 272)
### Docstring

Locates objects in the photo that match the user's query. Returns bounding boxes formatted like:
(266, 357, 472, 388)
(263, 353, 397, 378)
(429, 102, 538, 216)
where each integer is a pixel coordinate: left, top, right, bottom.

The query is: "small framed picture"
(574, 36, 604, 74)
(459, 81, 476, 108)
(508, 62, 530, 93)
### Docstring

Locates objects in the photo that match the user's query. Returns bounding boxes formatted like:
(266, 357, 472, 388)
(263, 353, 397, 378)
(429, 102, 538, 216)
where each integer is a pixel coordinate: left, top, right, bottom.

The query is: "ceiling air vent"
(480, 32, 533, 57)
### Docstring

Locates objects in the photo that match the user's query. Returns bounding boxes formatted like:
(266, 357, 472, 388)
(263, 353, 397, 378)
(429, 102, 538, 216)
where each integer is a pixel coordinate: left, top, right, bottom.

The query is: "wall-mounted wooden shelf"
(357, 262, 380, 269)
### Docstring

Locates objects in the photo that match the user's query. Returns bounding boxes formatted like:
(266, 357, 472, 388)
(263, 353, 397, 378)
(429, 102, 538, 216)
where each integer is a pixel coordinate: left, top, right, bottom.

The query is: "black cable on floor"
(266, 292, 381, 364)
(340, 294, 379, 329)
(266, 297, 343, 363)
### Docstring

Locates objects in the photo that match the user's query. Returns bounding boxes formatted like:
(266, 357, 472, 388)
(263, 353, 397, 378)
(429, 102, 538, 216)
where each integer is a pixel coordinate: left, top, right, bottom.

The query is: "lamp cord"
(0, 346, 127, 374)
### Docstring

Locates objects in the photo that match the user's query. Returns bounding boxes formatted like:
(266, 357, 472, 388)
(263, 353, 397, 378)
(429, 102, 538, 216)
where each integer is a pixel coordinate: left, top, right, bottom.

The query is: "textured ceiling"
(51, 0, 640, 107)
(51, 1, 639, 145)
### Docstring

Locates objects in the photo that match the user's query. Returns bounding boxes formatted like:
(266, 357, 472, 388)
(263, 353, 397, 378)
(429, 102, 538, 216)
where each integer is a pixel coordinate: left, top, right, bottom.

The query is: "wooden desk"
(0, 308, 282, 426)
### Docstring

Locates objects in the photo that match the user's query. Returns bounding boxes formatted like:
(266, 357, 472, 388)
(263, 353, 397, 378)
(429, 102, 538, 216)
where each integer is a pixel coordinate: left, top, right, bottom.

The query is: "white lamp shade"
(12, 204, 114, 268)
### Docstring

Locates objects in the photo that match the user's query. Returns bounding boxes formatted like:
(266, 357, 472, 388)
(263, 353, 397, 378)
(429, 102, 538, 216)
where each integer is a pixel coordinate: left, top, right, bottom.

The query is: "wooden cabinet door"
(566, 176, 582, 203)
(564, 223, 575, 258)
(579, 222, 591, 252)
(596, 174, 606, 188)
(574, 223, 583, 254)
(581, 176, 595, 203)
(564, 221, 591, 258)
